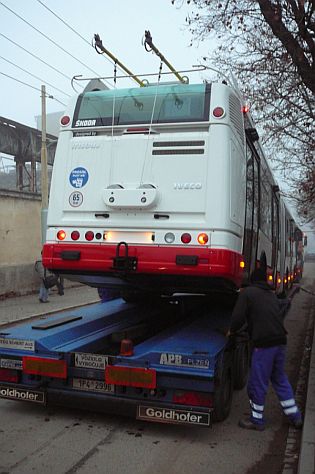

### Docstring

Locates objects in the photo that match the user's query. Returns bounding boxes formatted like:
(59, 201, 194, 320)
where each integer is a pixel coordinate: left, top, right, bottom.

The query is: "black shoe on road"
(238, 419, 265, 431)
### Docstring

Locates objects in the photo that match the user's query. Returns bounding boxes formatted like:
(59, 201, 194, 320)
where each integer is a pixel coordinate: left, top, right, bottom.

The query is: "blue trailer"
(0, 295, 249, 427)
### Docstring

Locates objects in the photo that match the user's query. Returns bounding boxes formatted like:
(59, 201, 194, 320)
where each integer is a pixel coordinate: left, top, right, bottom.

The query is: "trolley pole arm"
(94, 34, 145, 87)
(144, 30, 188, 84)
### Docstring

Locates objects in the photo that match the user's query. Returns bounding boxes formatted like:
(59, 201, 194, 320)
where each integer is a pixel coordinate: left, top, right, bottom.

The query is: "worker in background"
(227, 267, 302, 431)
(35, 260, 64, 303)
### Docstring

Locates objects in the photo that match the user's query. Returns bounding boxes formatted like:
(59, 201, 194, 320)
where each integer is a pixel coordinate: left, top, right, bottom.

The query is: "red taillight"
(23, 357, 67, 379)
(242, 105, 250, 114)
(60, 115, 70, 126)
(197, 233, 208, 245)
(212, 106, 225, 118)
(57, 230, 66, 240)
(173, 390, 213, 408)
(181, 233, 191, 244)
(85, 231, 94, 241)
(0, 368, 19, 383)
(71, 231, 80, 241)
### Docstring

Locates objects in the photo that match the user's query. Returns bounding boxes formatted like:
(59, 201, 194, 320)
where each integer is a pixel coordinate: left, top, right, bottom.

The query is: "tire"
(212, 357, 234, 422)
(233, 342, 249, 390)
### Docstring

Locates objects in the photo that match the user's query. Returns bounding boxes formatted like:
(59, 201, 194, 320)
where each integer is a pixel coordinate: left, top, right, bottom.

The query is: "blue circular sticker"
(69, 167, 89, 188)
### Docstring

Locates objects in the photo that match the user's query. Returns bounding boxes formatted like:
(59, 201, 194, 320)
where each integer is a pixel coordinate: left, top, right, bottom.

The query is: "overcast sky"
(0, 0, 213, 128)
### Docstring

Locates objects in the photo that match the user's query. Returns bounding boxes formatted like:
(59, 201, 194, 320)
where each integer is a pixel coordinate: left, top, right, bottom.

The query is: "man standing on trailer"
(228, 268, 303, 431)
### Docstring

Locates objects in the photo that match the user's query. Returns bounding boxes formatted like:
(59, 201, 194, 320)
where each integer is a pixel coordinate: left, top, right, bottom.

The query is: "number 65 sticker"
(69, 191, 83, 207)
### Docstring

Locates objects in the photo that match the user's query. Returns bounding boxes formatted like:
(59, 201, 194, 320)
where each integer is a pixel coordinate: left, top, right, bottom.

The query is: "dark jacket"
(230, 282, 288, 348)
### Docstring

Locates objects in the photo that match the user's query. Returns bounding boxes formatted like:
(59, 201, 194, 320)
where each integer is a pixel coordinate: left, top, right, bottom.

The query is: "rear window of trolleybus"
(73, 83, 210, 127)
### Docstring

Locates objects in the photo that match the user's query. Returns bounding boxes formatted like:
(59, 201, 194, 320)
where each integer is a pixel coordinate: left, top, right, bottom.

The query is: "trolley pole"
(40, 85, 48, 245)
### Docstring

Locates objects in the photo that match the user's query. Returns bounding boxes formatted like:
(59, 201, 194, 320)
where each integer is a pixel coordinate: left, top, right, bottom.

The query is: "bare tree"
(173, 0, 315, 223)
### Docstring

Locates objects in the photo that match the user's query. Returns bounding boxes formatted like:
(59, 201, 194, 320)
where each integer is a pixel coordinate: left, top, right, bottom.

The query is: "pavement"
(0, 282, 314, 473)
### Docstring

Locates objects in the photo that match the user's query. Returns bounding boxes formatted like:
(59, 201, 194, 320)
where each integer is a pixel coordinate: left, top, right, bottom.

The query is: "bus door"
(243, 146, 259, 283)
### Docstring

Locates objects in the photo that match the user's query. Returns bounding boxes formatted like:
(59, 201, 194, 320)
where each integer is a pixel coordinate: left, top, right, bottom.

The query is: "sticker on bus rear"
(69, 167, 89, 188)
(69, 191, 83, 207)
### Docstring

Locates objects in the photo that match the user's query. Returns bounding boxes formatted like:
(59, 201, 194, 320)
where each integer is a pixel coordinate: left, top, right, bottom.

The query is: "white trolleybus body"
(43, 76, 298, 297)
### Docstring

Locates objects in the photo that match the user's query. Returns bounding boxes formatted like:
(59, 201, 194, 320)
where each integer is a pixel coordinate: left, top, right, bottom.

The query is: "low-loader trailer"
(0, 294, 248, 427)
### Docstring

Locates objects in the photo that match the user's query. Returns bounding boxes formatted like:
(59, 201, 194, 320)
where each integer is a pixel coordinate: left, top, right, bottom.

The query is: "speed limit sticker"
(69, 191, 83, 207)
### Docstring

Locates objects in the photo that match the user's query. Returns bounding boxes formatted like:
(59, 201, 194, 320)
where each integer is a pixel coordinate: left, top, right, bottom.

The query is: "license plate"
(72, 378, 114, 393)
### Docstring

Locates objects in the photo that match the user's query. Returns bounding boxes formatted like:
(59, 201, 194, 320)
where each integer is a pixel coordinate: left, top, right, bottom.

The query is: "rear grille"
(152, 140, 205, 155)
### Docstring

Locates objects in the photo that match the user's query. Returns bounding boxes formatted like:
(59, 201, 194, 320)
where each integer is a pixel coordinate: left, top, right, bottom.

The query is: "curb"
(297, 304, 315, 474)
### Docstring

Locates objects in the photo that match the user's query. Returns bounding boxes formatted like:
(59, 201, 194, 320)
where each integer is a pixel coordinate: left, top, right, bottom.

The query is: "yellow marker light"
(240, 261, 245, 269)
(197, 233, 209, 245)
(57, 230, 66, 241)
(277, 278, 282, 284)
(268, 275, 273, 282)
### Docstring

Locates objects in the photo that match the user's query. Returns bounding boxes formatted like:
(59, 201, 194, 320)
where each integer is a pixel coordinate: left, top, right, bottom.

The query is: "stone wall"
(0, 190, 42, 297)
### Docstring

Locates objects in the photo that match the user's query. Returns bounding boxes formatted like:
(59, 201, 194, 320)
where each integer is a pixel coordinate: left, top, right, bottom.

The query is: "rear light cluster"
(57, 230, 103, 241)
(165, 232, 209, 245)
(56, 230, 210, 245)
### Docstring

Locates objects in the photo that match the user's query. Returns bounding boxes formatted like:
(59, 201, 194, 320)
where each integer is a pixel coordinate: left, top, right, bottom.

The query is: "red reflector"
(242, 105, 250, 114)
(71, 230, 80, 241)
(0, 368, 19, 383)
(85, 231, 94, 241)
(60, 115, 71, 126)
(181, 233, 191, 244)
(23, 357, 67, 379)
(173, 391, 213, 408)
(105, 366, 156, 388)
(57, 230, 66, 240)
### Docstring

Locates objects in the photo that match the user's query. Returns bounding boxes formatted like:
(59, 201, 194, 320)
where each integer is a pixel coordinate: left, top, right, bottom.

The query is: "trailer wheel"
(233, 342, 249, 390)
(212, 358, 233, 422)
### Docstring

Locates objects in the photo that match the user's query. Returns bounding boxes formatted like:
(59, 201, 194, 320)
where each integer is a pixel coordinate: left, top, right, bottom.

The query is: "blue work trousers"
(247, 345, 301, 426)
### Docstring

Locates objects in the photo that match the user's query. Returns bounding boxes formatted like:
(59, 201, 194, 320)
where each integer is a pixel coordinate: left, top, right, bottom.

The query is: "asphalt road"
(0, 263, 314, 474)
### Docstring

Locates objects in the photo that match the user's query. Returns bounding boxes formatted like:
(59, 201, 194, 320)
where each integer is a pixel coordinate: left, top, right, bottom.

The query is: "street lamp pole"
(40, 84, 48, 245)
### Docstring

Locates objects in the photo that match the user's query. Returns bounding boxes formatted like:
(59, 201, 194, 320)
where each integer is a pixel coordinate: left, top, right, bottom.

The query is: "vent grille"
(229, 95, 244, 145)
(153, 141, 205, 147)
(152, 149, 204, 155)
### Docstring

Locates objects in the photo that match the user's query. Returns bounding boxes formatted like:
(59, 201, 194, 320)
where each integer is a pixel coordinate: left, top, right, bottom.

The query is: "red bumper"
(42, 243, 244, 287)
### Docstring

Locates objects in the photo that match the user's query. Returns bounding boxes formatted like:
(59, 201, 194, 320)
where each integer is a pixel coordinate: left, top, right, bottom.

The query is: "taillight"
(173, 390, 213, 408)
(181, 233, 191, 244)
(71, 231, 80, 241)
(197, 233, 208, 245)
(57, 230, 66, 240)
(0, 368, 19, 383)
(85, 231, 94, 241)
(23, 357, 67, 379)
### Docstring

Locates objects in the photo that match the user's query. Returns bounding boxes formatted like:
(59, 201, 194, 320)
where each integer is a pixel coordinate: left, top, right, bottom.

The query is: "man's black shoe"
(39, 299, 49, 303)
(291, 418, 303, 429)
(239, 419, 265, 431)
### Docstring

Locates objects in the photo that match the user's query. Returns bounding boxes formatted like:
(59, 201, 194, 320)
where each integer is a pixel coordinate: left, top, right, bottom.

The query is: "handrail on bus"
(71, 66, 207, 88)
(93, 34, 146, 87)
